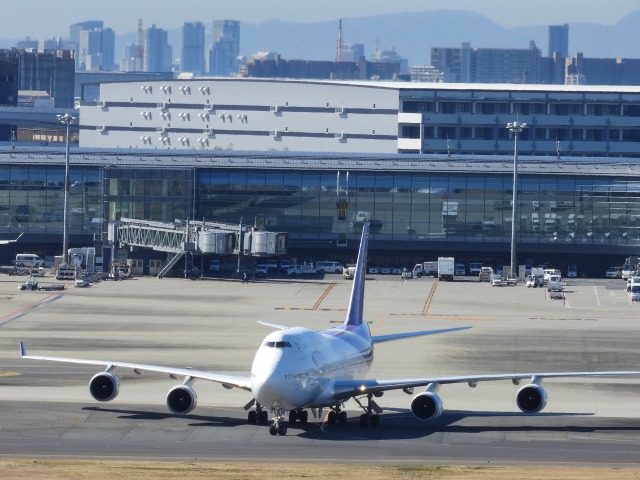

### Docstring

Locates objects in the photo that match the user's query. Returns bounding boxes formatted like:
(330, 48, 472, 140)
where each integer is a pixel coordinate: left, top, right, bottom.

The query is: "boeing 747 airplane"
(19, 224, 640, 436)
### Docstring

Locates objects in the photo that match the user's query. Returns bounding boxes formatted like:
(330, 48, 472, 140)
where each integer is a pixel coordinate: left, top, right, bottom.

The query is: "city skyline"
(1, 0, 638, 40)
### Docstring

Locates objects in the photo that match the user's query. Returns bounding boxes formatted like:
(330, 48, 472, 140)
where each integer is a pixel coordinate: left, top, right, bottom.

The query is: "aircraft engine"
(516, 383, 548, 413)
(89, 372, 120, 402)
(410, 391, 443, 421)
(166, 385, 198, 415)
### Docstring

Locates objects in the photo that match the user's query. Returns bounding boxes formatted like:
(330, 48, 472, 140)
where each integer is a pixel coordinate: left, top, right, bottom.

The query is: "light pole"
(57, 113, 76, 264)
(507, 121, 526, 278)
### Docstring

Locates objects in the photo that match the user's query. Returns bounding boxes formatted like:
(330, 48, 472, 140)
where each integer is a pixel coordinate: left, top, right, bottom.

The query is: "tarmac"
(1, 272, 640, 466)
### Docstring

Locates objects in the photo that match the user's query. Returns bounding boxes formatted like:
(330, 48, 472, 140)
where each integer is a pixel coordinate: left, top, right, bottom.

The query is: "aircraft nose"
(252, 370, 283, 408)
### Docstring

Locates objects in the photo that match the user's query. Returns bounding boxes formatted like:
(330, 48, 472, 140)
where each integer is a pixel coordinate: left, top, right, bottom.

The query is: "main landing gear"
(247, 403, 269, 425)
(354, 393, 381, 427)
(325, 405, 348, 425)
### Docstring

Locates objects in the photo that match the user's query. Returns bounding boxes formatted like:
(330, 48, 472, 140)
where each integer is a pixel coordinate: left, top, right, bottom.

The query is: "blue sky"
(2, 0, 639, 39)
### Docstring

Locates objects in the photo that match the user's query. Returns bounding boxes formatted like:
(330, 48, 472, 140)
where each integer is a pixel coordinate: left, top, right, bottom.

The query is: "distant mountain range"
(3, 10, 639, 67)
(237, 10, 640, 65)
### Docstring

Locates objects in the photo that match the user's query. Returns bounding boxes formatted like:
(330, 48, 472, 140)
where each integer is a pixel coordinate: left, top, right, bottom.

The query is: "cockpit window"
(264, 341, 292, 348)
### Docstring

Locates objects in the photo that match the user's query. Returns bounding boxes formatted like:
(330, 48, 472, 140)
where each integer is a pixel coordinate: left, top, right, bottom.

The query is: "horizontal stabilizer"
(372, 326, 471, 344)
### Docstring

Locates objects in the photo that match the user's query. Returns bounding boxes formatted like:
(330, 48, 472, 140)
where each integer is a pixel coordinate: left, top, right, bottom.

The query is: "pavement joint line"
(422, 283, 437, 315)
(312, 281, 337, 310)
(0, 292, 64, 328)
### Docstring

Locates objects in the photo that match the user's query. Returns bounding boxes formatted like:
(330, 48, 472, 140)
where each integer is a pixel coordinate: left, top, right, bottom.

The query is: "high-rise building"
(209, 20, 240, 76)
(38, 37, 61, 51)
(69, 21, 103, 68)
(338, 43, 365, 62)
(181, 22, 205, 74)
(143, 25, 172, 72)
(0, 48, 75, 108)
(548, 24, 569, 58)
(78, 27, 115, 71)
(431, 42, 543, 84)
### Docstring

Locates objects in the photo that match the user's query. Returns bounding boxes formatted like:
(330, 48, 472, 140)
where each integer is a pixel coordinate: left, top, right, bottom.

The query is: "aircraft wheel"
(327, 410, 336, 425)
(248, 410, 257, 424)
(269, 424, 278, 436)
(338, 411, 347, 425)
(289, 410, 298, 423)
(359, 414, 368, 427)
(299, 410, 309, 424)
(278, 423, 288, 436)
(259, 410, 269, 425)
(370, 414, 380, 427)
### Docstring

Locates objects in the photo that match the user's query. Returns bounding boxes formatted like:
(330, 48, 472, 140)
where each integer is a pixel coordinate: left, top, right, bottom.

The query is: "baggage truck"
(437, 257, 455, 281)
(413, 261, 438, 278)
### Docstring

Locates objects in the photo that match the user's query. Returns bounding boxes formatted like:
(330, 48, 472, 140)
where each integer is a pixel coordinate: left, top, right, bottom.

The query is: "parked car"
(605, 266, 623, 279)
(401, 268, 413, 279)
(491, 274, 504, 287)
(454, 263, 466, 276)
(315, 261, 343, 274)
(367, 265, 379, 274)
(567, 265, 577, 278)
(391, 266, 403, 275)
(255, 265, 269, 277)
(506, 274, 518, 286)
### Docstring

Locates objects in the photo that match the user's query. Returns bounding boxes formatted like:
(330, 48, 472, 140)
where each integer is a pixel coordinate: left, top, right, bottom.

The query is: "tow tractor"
(18, 277, 65, 291)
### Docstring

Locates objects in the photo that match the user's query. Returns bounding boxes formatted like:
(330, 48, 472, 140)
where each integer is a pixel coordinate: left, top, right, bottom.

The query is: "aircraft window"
(264, 341, 292, 348)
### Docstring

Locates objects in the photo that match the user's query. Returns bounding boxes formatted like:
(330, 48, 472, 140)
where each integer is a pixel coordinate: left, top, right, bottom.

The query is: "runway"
(1, 273, 640, 466)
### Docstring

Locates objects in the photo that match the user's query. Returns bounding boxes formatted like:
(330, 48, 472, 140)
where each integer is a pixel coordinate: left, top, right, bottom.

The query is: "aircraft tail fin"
(344, 223, 369, 327)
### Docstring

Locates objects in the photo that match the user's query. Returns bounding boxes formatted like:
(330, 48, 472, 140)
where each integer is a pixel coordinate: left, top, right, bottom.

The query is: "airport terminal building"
(1, 79, 640, 273)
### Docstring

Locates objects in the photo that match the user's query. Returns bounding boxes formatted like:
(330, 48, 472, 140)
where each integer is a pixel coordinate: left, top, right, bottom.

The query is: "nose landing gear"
(269, 409, 288, 436)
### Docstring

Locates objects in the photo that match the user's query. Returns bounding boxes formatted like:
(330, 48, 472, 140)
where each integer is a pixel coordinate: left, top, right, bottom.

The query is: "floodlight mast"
(57, 113, 77, 264)
(507, 121, 526, 278)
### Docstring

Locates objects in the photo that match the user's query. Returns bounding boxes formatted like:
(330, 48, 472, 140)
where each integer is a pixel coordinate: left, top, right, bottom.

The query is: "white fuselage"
(250, 326, 372, 410)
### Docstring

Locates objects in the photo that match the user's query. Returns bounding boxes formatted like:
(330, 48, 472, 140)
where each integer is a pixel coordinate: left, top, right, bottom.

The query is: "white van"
(315, 261, 343, 274)
(15, 254, 44, 267)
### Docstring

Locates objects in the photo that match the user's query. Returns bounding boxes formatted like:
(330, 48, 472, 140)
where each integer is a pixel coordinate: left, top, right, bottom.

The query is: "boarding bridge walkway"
(111, 217, 286, 279)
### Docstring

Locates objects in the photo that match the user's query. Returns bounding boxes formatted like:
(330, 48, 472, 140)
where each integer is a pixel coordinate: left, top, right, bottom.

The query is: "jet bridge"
(109, 218, 287, 278)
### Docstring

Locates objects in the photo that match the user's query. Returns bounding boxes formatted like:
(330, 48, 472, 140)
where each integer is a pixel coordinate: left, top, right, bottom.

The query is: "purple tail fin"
(344, 223, 369, 326)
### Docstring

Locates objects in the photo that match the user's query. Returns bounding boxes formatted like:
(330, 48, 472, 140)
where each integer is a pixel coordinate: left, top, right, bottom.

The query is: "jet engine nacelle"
(89, 372, 120, 402)
(166, 385, 198, 415)
(516, 383, 548, 413)
(410, 391, 443, 421)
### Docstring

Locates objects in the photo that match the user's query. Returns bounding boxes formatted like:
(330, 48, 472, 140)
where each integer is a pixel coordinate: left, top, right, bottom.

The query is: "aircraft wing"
(331, 370, 640, 399)
(0, 233, 24, 245)
(19, 342, 252, 391)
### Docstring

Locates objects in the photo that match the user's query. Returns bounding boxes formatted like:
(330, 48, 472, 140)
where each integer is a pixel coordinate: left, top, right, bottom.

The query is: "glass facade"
(104, 168, 194, 222)
(1, 160, 639, 253)
(0, 165, 101, 234)
(197, 169, 640, 246)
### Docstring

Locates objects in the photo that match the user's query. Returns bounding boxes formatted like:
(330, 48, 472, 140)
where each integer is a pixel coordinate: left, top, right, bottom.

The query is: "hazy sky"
(2, 0, 639, 39)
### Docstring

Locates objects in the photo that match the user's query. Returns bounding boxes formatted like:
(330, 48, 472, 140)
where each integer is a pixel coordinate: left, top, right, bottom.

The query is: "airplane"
(0, 233, 23, 245)
(19, 223, 640, 436)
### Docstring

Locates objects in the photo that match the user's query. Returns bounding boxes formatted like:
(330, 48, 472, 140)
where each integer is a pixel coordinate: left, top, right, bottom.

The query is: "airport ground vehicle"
(255, 265, 269, 278)
(629, 283, 640, 302)
(506, 274, 518, 286)
(622, 264, 636, 280)
(479, 266, 493, 282)
(606, 266, 623, 279)
(15, 254, 44, 268)
(316, 261, 343, 274)
(526, 274, 544, 288)
(567, 265, 577, 278)
(401, 268, 413, 279)
(469, 262, 482, 275)
(279, 259, 291, 272)
(543, 269, 561, 284)
(287, 264, 317, 276)
(437, 257, 455, 281)
(491, 274, 504, 286)
(413, 261, 438, 278)
(547, 275, 563, 292)
(343, 264, 356, 279)
(455, 263, 466, 276)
